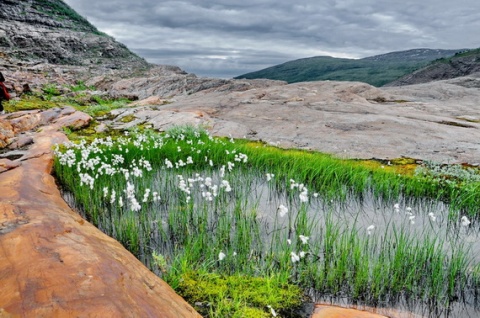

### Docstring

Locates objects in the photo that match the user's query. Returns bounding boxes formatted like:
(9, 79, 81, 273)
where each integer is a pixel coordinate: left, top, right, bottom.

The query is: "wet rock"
(0, 120, 200, 317)
(312, 305, 389, 318)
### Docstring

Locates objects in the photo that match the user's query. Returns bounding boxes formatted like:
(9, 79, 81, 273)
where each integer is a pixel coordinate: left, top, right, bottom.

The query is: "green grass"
(4, 84, 132, 116)
(53, 126, 480, 317)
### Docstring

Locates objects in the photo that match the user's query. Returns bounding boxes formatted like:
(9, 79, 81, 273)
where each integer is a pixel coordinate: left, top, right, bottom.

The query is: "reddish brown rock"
(311, 304, 423, 318)
(9, 112, 43, 133)
(129, 95, 168, 106)
(0, 119, 200, 317)
(312, 305, 388, 318)
(0, 119, 14, 148)
(0, 158, 21, 173)
(52, 109, 92, 130)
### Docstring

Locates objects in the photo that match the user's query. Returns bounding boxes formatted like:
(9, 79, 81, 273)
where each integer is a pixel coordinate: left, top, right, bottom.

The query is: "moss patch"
(176, 271, 303, 317)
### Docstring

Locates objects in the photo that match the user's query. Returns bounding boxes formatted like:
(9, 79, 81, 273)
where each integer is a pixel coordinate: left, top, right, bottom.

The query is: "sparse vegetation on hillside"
(236, 49, 461, 87)
(32, 0, 103, 34)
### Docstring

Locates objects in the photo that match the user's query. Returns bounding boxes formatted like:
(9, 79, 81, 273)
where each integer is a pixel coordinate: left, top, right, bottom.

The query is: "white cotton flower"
(165, 159, 173, 169)
(299, 251, 306, 258)
(406, 206, 412, 212)
(110, 190, 116, 204)
(290, 252, 300, 263)
(461, 216, 471, 227)
(394, 203, 400, 212)
(278, 204, 288, 218)
(219, 165, 226, 178)
(218, 251, 226, 261)
(132, 166, 143, 177)
(287, 239, 292, 245)
(204, 177, 213, 187)
(299, 190, 308, 203)
(428, 212, 436, 222)
(409, 215, 415, 225)
(221, 180, 232, 192)
(125, 182, 135, 198)
(367, 224, 375, 235)
(130, 198, 141, 212)
(266, 173, 274, 181)
(267, 305, 277, 317)
(299, 235, 309, 244)
(143, 189, 151, 203)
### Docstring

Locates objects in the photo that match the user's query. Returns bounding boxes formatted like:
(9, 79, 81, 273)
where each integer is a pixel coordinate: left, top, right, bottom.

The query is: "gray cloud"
(64, 0, 480, 78)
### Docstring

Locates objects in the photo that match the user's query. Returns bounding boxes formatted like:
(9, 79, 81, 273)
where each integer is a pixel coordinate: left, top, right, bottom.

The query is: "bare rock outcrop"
(0, 108, 200, 317)
(0, 106, 90, 149)
(386, 50, 480, 86)
(104, 76, 480, 165)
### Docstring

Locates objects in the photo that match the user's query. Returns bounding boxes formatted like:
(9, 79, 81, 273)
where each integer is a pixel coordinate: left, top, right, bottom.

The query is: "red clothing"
(0, 82, 10, 100)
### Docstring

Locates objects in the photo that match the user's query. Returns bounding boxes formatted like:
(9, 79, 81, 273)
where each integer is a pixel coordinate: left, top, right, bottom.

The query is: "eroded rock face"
(0, 109, 200, 317)
(0, 0, 148, 69)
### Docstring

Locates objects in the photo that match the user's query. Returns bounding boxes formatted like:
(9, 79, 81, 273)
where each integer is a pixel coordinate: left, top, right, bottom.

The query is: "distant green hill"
(235, 49, 462, 87)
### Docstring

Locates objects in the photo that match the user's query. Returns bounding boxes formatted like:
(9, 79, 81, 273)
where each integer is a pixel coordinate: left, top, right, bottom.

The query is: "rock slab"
(0, 111, 200, 317)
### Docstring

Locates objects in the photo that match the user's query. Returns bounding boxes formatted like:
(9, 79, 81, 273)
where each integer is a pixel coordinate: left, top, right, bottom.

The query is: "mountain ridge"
(235, 48, 463, 86)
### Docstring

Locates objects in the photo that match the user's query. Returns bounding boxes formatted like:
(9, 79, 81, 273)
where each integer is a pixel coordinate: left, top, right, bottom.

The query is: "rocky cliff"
(386, 49, 480, 86)
(0, 0, 149, 72)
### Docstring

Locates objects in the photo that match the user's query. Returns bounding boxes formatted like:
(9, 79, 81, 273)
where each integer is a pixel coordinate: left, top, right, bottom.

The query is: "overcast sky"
(64, 0, 480, 78)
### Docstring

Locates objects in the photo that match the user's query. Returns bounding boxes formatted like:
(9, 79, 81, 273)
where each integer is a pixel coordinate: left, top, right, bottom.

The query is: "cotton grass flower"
(299, 190, 308, 203)
(409, 215, 416, 225)
(218, 251, 226, 261)
(290, 252, 300, 263)
(367, 224, 375, 235)
(394, 203, 400, 212)
(278, 204, 288, 217)
(267, 305, 277, 317)
(299, 235, 309, 244)
(428, 212, 437, 222)
(221, 180, 232, 192)
(461, 216, 471, 227)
